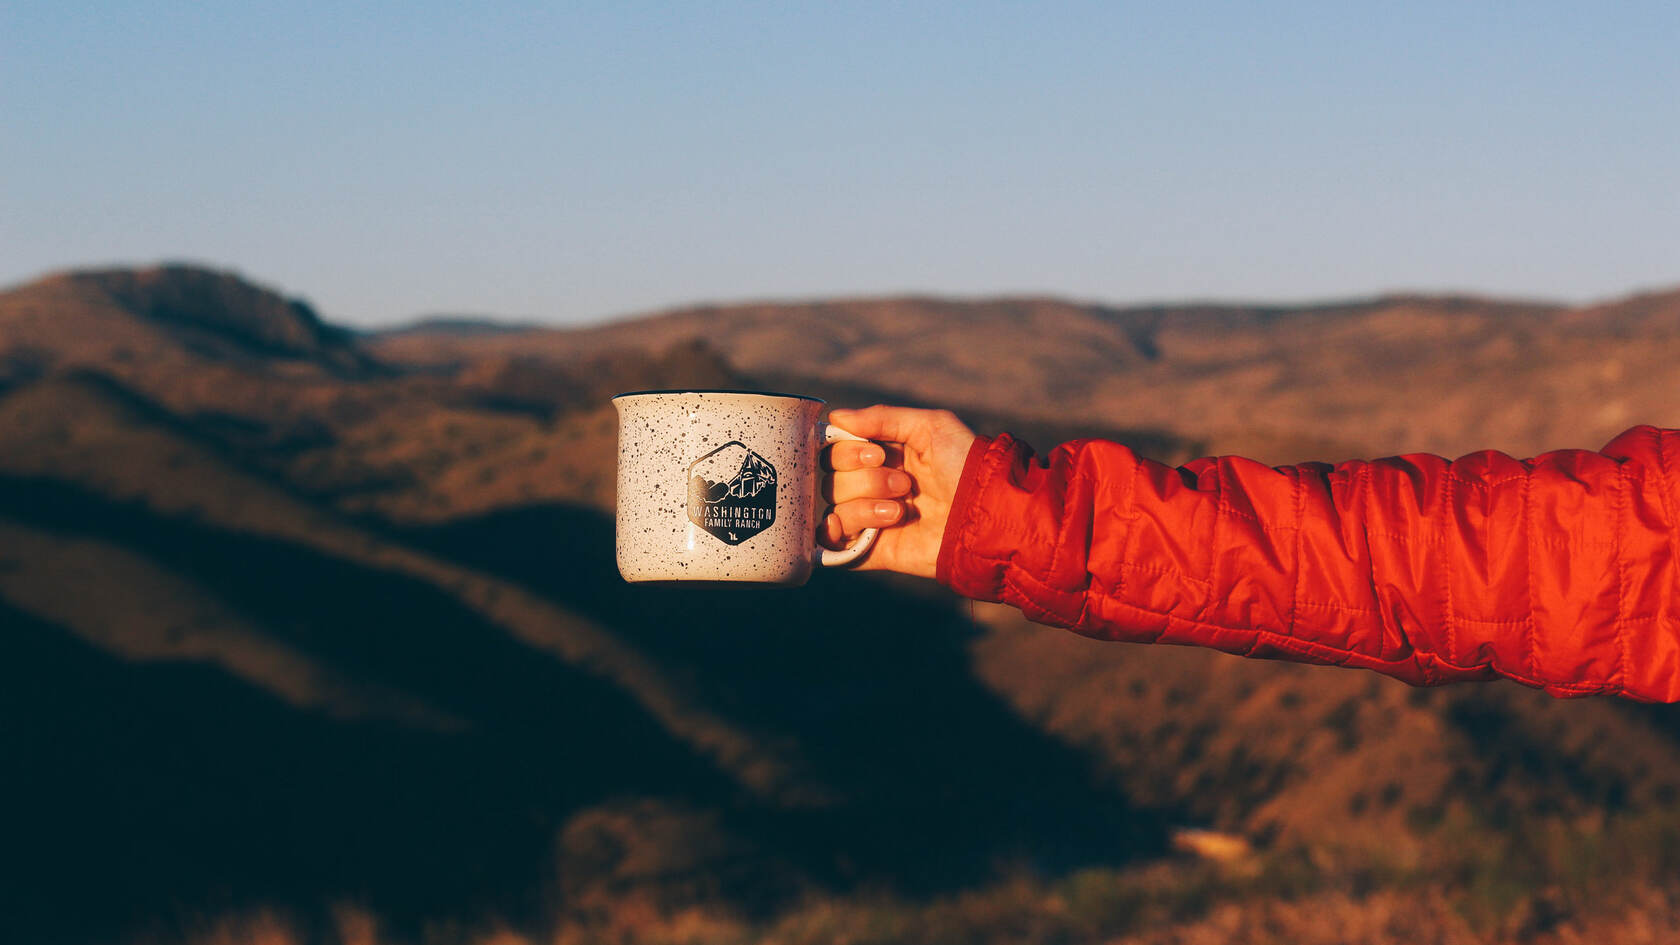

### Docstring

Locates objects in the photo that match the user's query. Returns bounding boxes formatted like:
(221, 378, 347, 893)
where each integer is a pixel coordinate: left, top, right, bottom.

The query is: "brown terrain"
(4, 264, 1680, 945)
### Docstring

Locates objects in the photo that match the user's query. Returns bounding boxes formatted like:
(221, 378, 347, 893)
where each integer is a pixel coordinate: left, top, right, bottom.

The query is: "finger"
(821, 511, 845, 549)
(825, 466, 913, 504)
(829, 498, 903, 539)
(824, 439, 885, 472)
(828, 405, 939, 446)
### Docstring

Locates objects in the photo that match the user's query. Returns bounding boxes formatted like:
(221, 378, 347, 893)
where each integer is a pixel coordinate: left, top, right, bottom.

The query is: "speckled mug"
(614, 390, 880, 584)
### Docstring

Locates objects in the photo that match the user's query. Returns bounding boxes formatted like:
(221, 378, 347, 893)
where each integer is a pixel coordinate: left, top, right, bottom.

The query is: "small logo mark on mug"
(687, 442, 777, 545)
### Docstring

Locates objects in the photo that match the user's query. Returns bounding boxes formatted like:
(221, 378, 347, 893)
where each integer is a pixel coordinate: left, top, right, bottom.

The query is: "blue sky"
(3, 2, 1676, 326)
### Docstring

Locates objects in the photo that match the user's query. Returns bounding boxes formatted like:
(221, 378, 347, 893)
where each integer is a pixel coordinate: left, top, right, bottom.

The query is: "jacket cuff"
(936, 432, 1022, 600)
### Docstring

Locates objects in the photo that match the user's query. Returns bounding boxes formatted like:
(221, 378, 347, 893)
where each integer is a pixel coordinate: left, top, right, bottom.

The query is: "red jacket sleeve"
(937, 427, 1680, 701)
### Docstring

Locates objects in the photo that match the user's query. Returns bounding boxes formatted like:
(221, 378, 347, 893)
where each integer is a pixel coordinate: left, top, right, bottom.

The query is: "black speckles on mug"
(615, 391, 825, 585)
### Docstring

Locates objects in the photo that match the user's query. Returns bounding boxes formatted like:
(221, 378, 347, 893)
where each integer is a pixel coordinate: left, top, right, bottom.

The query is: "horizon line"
(7, 258, 1676, 333)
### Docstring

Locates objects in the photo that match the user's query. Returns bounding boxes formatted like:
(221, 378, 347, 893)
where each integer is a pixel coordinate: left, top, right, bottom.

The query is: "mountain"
(9, 264, 369, 371)
(6, 263, 1680, 945)
(372, 288, 1680, 462)
(371, 315, 541, 338)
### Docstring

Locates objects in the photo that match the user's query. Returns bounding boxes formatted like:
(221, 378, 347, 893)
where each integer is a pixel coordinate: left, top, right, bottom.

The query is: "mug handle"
(816, 421, 882, 567)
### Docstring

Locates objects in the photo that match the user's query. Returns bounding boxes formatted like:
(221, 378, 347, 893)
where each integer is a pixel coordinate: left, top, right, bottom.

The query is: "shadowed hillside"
(5, 264, 1680, 944)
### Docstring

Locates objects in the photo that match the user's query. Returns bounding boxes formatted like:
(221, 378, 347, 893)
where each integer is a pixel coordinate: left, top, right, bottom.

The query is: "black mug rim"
(612, 389, 824, 403)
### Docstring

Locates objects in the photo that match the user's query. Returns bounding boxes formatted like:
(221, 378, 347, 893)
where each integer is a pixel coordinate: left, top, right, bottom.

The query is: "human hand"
(820, 405, 978, 579)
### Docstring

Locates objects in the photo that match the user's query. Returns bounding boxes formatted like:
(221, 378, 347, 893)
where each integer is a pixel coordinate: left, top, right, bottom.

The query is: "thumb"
(828, 404, 931, 445)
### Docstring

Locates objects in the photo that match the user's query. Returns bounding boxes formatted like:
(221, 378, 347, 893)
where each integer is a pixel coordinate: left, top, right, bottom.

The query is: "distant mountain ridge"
(370, 315, 542, 338)
(370, 282, 1680, 461)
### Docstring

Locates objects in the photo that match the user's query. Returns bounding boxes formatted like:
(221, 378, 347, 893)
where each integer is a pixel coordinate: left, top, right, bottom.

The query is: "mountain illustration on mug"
(686, 442, 778, 545)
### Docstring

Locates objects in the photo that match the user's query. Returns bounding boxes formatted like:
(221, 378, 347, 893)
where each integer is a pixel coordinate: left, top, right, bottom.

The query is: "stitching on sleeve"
(1046, 448, 1070, 581)
(1217, 503, 1263, 525)
(1293, 598, 1382, 616)
(964, 548, 1220, 592)
(1442, 471, 1457, 667)
(1114, 560, 1216, 592)
(1201, 460, 1226, 622)
(1455, 615, 1538, 627)
(1651, 427, 1680, 550)
(1533, 536, 1615, 551)
(1524, 467, 1539, 682)
(1046, 447, 1088, 589)
(1067, 575, 1626, 697)
(1205, 501, 1301, 530)
(1399, 532, 1616, 552)
(1445, 472, 1529, 491)
(1288, 466, 1304, 645)
(1652, 429, 1680, 695)
(1364, 528, 1448, 547)
(1615, 461, 1631, 691)
(1118, 451, 1137, 604)
(1358, 462, 1388, 656)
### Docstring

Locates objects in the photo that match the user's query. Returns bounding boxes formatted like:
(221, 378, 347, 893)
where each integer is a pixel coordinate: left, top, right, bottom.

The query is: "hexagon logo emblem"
(686, 441, 778, 545)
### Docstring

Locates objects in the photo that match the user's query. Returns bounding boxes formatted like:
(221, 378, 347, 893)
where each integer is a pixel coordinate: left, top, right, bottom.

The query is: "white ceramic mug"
(614, 390, 881, 584)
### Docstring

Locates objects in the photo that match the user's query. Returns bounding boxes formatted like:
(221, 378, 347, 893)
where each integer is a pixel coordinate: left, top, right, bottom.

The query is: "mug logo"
(686, 442, 777, 545)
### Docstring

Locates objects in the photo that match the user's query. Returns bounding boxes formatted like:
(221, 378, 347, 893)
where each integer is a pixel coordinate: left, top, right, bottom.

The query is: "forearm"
(937, 429, 1680, 701)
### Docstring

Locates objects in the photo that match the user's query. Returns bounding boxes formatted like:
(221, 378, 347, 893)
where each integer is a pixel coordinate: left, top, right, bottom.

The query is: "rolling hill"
(5, 264, 1680, 945)
(366, 287, 1680, 461)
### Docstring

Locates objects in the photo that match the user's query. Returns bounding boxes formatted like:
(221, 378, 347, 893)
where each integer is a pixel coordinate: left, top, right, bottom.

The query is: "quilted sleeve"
(936, 427, 1680, 701)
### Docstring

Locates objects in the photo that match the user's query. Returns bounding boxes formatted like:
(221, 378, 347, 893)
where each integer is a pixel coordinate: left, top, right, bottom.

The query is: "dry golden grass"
(160, 870, 1680, 945)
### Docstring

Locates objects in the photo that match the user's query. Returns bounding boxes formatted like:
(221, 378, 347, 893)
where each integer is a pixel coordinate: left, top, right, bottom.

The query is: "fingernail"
(859, 446, 884, 465)
(874, 501, 901, 521)
(888, 471, 912, 492)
